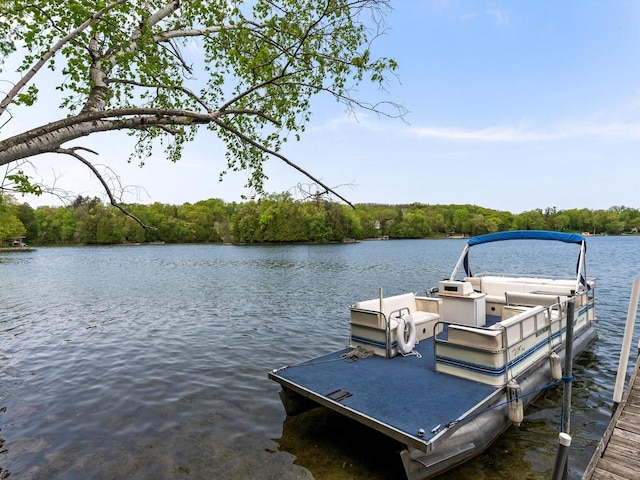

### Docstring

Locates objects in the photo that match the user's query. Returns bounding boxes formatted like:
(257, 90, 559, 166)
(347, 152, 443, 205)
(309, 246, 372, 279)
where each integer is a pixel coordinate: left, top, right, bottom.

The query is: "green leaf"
(6, 171, 44, 196)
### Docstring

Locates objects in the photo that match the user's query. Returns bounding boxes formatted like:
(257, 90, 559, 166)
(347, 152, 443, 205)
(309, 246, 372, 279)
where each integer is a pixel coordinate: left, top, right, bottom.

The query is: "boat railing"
(434, 299, 572, 386)
(348, 306, 393, 358)
(499, 301, 567, 383)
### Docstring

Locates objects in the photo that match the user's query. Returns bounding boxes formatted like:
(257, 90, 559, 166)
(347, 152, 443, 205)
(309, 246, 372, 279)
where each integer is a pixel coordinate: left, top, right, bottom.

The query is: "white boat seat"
(505, 291, 565, 307)
(350, 292, 442, 355)
(465, 276, 575, 305)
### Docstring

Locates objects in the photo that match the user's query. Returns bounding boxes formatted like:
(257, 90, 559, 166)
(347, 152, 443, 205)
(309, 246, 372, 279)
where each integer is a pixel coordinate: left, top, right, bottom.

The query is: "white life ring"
(397, 314, 416, 355)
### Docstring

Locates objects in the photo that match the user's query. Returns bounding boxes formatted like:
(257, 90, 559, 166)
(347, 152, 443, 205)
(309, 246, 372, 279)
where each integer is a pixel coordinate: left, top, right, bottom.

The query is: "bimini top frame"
(449, 230, 588, 293)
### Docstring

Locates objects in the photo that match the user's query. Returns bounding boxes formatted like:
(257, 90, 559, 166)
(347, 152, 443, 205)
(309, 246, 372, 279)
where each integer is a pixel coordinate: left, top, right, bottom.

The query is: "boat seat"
(468, 277, 526, 304)
(351, 293, 440, 340)
(466, 276, 575, 305)
(350, 293, 442, 356)
(505, 291, 564, 307)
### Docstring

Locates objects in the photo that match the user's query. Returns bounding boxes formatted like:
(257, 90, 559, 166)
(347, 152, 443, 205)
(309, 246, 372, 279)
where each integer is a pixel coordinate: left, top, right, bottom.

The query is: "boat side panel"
(434, 299, 594, 385)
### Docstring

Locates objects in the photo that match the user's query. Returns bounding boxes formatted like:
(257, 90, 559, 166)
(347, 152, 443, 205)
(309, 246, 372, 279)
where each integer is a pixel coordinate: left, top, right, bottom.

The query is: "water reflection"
(276, 403, 566, 480)
(276, 408, 403, 479)
(0, 425, 9, 480)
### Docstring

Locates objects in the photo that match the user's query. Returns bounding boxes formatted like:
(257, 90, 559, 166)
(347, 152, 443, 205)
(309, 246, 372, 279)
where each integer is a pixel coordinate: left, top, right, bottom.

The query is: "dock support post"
(550, 432, 572, 480)
(561, 300, 574, 435)
(613, 278, 640, 407)
(554, 299, 575, 479)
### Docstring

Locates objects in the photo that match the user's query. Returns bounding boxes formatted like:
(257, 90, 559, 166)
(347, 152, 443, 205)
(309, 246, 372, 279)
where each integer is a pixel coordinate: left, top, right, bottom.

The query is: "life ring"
(397, 314, 416, 355)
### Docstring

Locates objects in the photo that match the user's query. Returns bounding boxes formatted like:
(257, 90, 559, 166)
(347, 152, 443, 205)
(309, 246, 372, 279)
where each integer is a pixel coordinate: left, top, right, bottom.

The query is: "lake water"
(1, 236, 639, 479)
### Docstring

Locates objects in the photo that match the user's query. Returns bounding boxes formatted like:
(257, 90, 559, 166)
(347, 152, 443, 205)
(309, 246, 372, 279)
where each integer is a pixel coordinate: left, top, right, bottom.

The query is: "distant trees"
(0, 196, 26, 242)
(1, 194, 640, 245)
(232, 193, 363, 243)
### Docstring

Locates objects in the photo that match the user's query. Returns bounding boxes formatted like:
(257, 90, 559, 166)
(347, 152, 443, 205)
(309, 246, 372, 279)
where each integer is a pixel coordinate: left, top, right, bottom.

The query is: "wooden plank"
(604, 440, 640, 465)
(628, 389, 640, 403)
(610, 427, 640, 448)
(607, 433, 640, 455)
(596, 455, 640, 479)
(591, 467, 630, 480)
(622, 403, 640, 416)
(582, 354, 640, 480)
(616, 410, 640, 435)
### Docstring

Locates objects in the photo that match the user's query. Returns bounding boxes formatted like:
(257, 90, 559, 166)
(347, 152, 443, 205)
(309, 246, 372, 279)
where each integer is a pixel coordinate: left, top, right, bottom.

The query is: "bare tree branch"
(107, 78, 209, 110)
(53, 146, 154, 230)
(0, 107, 277, 165)
(154, 24, 238, 41)
(212, 117, 355, 208)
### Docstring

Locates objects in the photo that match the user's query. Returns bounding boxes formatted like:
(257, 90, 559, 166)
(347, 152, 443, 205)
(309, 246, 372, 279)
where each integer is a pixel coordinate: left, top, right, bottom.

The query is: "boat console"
(437, 280, 487, 327)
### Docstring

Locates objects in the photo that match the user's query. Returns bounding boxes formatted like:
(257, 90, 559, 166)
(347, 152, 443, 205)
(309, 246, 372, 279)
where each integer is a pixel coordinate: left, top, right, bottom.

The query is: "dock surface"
(582, 354, 640, 480)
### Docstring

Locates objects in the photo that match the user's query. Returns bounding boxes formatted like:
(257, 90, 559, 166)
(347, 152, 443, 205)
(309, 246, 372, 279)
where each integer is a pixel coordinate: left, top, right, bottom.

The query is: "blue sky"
(7, 0, 640, 213)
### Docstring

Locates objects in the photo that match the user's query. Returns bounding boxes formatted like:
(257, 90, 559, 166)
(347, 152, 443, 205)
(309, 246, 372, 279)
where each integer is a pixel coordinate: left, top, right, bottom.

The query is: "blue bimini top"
(450, 230, 588, 287)
(467, 230, 585, 247)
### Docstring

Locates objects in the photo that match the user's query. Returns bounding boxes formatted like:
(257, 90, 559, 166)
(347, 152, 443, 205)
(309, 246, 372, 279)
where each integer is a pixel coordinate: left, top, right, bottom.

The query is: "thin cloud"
(407, 122, 640, 142)
(307, 111, 640, 143)
(487, 9, 510, 27)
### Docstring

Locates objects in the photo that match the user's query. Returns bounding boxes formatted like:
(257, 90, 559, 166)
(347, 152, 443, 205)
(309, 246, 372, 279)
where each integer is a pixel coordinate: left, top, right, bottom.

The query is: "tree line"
(2, 193, 640, 246)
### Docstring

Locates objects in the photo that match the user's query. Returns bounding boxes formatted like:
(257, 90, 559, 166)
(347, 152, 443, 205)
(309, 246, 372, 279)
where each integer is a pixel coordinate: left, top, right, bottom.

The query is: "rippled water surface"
(1, 237, 639, 479)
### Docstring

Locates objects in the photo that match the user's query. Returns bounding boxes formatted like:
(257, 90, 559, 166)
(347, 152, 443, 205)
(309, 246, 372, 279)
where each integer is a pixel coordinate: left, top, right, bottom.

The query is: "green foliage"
(0, 0, 399, 200)
(5, 195, 640, 246)
(0, 195, 27, 242)
(4, 170, 43, 195)
(0, 210, 27, 241)
(14, 85, 39, 107)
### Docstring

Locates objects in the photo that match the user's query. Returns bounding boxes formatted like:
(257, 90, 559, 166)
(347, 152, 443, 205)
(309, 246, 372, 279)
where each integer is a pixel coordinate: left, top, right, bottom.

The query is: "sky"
(3, 0, 640, 213)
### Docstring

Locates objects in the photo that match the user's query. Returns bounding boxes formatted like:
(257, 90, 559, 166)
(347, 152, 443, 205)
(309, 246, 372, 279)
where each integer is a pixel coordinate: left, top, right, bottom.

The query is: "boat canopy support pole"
(449, 245, 469, 280)
(575, 241, 587, 293)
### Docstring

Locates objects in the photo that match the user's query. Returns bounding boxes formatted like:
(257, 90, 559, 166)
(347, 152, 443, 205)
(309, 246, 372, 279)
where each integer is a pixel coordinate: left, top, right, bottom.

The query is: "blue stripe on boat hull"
(435, 310, 593, 381)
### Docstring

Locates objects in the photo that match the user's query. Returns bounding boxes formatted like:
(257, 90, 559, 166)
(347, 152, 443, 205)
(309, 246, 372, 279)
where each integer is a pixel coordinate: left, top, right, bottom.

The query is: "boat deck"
(582, 354, 640, 480)
(269, 337, 500, 451)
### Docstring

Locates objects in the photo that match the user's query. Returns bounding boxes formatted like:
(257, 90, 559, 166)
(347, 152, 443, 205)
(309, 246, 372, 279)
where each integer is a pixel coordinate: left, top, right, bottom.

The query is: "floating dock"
(582, 354, 640, 480)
